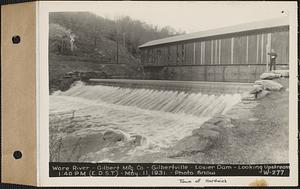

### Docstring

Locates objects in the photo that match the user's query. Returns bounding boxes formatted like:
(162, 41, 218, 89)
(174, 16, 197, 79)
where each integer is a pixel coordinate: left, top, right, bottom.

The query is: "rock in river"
(103, 130, 125, 143)
(57, 130, 127, 162)
(254, 80, 283, 91)
(256, 90, 271, 99)
(241, 91, 256, 101)
(192, 128, 220, 140)
(172, 135, 213, 153)
(272, 70, 289, 77)
(248, 85, 264, 94)
(260, 72, 280, 80)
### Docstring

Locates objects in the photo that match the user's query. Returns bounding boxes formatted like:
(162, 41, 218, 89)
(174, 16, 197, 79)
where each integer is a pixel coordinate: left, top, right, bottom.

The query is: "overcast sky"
(51, 1, 294, 33)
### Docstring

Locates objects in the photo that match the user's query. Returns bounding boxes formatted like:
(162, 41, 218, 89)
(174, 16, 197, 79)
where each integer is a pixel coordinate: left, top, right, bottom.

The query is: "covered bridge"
(139, 17, 289, 82)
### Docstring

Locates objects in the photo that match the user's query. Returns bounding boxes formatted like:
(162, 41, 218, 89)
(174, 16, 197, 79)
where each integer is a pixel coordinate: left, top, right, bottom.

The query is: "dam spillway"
(50, 80, 252, 162)
(54, 81, 246, 117)
(88, 79, 253, 95)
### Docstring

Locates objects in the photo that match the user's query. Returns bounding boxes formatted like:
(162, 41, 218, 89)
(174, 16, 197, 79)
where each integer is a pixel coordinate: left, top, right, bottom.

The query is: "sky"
(51, 1, 294, 34)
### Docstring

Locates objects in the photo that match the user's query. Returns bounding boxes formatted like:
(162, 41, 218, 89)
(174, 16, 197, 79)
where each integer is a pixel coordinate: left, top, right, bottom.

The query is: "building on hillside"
(138, 17, 289, 82)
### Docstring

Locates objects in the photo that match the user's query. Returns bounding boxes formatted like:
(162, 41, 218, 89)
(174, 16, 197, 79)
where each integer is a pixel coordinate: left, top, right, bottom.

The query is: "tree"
(49, 23, 72, 54)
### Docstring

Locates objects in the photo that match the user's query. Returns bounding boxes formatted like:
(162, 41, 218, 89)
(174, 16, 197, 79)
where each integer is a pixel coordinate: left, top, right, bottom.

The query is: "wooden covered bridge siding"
(140, 27, 289, 82)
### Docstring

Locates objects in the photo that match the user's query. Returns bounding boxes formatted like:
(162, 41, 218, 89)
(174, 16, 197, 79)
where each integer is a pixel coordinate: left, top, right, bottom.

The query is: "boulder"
(254, 80, 283, 91)
(173, 136, 212, 153)
(272, 70, 289, 77)
(260, 72, 279, 80)
(192, 129, 220, 140)
(214, 117, 235, 128)
(103, 130, 125, 143)
(59, 132, 105, 162)
(205, 116, 234, 127)
(248, 85, 264, 94)
(241, 91, 256, 101)
(129, 135, 144, 146)
(256, 90, 271, 99)
(200, 124, 223, 132)
(59, 78, 76, 91)
(198, 116, 234, 132)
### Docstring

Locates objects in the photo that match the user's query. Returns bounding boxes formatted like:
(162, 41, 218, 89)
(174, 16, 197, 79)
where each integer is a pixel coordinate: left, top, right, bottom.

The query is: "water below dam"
(49, 80, 251, 162)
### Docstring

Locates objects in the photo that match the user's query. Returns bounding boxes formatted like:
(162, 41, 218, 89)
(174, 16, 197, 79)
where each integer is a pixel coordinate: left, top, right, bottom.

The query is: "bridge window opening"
(215, 39, 218, 64)
(157, 49, 161, 64)
(141, 50, 145, 64)
(247, 34, 258, 64)
(266, 33, 272, 66)
(146, 49, 149, 64)
(218, 39, 221, 64)
(211, 40, 214, 64)
(200, 42, 205, 65)
(154, 49, 156, 64)
(149, 49, 153, 64)
(167, 46, 171, 63)
(231, 37, 234, 64)
(176, 45, 180, 64)
(220, 38, 231, 64)
(145, 50, 148, 64)
(233, 36, 247, 64)
(261, 34, 264, 64)
(181, 44, 185, 64)
(246, 36, 249, 64)
(204, 40, 211, 65)
(193, 43, 197, 64)
(256, 34, 260, 64)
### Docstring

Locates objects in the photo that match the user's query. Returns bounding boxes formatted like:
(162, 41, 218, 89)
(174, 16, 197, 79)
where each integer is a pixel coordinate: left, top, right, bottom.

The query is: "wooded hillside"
(49, 12, 184, 64)
(48, 12, 184, 92)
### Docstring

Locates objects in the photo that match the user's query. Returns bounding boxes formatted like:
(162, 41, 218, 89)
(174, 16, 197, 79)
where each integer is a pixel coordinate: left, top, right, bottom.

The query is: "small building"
(139, 17, 289, 82)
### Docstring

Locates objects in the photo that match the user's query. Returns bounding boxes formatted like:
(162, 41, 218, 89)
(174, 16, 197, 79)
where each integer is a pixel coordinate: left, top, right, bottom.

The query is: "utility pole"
(123, 32, 126, 48)
(116, 37, 119, 64)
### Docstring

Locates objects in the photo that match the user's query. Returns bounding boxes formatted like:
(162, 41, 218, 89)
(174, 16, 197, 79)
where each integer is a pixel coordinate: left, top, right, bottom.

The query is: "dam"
(50, 79, 252, 162)
(88, 79, 252, 94)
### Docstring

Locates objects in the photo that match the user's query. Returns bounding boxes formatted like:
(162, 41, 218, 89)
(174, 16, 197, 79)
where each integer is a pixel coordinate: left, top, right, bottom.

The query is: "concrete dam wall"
(88, 79, 253, 95)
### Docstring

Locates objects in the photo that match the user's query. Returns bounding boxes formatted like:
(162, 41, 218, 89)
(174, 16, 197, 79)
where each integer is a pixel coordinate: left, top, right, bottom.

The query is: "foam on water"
(55, 81, 241, 117)
(50, 81, 242, 162)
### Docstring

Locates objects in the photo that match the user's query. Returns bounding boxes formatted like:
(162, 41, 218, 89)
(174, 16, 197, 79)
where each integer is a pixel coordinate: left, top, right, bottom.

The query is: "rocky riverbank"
(160, 71, 289, 164)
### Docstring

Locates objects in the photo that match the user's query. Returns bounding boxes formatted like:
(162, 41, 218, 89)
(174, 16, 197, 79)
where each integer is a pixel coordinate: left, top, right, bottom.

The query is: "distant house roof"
(139, 17, 289, 48)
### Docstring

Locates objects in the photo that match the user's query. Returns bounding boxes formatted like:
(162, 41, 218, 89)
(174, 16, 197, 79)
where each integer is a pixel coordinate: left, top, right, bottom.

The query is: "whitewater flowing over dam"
(55, 81, 242, 117)
(50, 81, 246, 162)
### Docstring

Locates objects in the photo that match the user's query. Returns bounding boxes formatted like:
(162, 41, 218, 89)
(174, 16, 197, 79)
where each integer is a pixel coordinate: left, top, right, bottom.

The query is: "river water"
(50, 81, 241, 162)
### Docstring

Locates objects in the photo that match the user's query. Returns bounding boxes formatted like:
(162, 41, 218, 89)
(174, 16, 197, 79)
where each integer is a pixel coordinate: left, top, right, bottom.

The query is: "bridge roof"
(139, 17, 289, 49)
